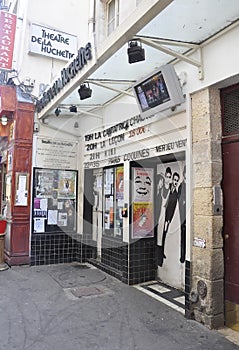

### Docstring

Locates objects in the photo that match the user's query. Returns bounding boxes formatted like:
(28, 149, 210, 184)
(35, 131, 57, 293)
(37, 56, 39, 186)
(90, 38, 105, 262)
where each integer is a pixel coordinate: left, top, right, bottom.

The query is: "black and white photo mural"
(156, 160, 186, 289)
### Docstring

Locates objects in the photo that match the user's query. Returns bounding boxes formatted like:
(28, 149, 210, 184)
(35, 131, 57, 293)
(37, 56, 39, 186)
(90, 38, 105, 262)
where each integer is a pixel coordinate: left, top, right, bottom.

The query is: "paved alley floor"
(0, 262, 239, 350)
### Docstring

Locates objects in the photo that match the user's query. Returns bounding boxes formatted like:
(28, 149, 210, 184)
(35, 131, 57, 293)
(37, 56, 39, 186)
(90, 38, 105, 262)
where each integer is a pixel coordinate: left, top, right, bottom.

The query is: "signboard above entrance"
(29, 23, 77, 61)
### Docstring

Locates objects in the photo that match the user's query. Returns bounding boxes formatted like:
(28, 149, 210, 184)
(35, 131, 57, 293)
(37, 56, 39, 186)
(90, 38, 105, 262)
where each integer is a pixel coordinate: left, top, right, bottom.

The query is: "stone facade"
(191, 87, 224, 329)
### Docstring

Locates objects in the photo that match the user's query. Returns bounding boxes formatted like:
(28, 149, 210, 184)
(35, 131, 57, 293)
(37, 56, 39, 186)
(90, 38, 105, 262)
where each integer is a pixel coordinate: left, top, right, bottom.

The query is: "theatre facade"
(1, 0, 239, 331)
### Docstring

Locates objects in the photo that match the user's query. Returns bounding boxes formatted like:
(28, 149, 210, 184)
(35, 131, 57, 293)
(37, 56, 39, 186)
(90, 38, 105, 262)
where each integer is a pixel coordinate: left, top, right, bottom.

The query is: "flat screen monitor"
(133, 64, 184, 117)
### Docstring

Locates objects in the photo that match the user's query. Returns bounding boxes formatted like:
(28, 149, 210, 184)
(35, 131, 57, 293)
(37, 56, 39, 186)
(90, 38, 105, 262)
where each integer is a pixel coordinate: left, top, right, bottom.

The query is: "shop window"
(103, 165, 123, 237)
(106, 0, 119, 36)
(32, 168, 77, 234)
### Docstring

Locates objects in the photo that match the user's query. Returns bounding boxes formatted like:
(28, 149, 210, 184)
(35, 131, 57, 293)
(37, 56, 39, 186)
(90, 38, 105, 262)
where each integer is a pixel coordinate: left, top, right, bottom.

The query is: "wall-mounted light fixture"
(55, 107, 61, 117)
(127, 40, 145, 64)
(70, 105, 77, 113)
(78, 83, 92, 100)
(1, 115, 8, 126)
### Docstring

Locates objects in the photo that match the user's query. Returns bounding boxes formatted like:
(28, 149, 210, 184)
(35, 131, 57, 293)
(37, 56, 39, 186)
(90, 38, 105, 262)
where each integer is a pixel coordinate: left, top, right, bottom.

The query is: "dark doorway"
(221, 84, 239, 330)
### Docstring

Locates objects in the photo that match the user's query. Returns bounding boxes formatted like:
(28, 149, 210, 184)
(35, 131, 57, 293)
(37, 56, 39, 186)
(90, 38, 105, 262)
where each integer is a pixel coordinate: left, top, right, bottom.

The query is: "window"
(107, 0, 119, 36)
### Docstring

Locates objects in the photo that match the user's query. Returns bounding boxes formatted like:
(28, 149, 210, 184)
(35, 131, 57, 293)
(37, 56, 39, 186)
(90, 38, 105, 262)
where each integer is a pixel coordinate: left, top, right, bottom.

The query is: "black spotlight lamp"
(55, 107, 61, 116)
(127, 40, 145, 64)
(78, 83, 92, 100)
(70, 105, 77, 113)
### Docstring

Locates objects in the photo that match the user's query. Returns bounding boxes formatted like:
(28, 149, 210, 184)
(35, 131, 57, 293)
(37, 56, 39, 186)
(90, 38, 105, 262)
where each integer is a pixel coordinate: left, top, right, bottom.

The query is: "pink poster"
(132, 167, 154, 238)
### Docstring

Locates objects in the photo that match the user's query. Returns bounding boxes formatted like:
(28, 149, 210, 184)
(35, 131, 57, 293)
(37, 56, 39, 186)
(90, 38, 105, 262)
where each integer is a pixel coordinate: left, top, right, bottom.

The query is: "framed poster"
(132, 167, 154, 238)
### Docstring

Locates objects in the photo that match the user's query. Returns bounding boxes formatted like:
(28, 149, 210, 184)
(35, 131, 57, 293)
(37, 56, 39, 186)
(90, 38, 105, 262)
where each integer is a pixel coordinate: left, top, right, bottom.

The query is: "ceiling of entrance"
(47, 0, 239, 118)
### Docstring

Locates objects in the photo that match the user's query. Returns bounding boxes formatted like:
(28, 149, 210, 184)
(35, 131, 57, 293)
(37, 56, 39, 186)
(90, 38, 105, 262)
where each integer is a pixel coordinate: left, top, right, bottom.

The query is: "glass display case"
(32, 168, 77, 233)
(103, 166, 124, 237)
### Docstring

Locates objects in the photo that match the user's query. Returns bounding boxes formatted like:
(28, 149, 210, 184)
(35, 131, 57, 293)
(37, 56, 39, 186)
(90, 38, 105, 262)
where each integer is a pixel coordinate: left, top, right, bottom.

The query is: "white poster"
(133, 168, 153, 202)
(34, 218, 45, 233)
(47, 210, 58, 225)
(58, 212, 67, 226)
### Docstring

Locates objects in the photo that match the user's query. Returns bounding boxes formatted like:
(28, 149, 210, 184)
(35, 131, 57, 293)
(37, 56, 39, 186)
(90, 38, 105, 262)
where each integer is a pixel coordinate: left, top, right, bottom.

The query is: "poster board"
(32, 168, 77, 233)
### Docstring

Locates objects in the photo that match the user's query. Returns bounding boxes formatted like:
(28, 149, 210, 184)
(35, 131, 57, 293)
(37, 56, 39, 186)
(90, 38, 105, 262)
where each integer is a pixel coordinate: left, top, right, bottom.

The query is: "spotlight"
(1, 115, 8, 126)
(55, 107, 61, 117)
(70, 105, 77, 113)
(78, 83, 92, 100)
(127, 40, 145, 64)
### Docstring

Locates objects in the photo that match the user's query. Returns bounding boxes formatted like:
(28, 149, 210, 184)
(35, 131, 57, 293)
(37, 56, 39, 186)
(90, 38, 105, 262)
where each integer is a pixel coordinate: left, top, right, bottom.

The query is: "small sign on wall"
(35, 137, 78, 170)
(193, 237, 206, 248)
(29, 23, 77, 61)
(15, 172, 29, 206)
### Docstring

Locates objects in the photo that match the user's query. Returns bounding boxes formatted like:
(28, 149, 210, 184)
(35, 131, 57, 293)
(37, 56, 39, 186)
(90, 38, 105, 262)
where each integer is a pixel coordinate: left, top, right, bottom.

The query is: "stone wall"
(191, 87, 224, 329)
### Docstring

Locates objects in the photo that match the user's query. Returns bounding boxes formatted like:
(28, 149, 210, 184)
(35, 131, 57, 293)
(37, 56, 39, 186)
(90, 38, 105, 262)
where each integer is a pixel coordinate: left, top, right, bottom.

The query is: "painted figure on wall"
(156, 167, 172, 246)
(156, 162, 186, 267)
(161, 171, 180, 259)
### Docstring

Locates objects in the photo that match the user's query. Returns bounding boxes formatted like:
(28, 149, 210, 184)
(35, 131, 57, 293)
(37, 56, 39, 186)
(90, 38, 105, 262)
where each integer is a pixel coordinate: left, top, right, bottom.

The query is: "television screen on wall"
(133, 64, 184, 117)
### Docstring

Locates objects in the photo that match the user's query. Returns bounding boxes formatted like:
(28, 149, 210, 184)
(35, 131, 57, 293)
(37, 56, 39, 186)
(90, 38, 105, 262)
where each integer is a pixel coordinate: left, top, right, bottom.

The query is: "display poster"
(58, 170, 77, 198)
(34, 218, 45, 233)
(132, 167, 154, 238)
(104, 168, 113, 195)
(133, 167, 153, 202)
(116, 166, 124, 200)
(132, 202, 154, 238)
(132, 168, 154, 238)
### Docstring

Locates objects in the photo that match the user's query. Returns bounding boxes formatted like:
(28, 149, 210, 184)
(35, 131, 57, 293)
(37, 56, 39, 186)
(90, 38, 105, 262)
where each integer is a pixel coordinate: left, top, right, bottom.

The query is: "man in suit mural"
(156, 162, 186, 268)
(161, 172, 180, 260)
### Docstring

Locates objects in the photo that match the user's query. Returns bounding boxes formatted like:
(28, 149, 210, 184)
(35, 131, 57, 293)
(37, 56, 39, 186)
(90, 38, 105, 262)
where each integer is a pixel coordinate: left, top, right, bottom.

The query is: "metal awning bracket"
(86, 79, 135, 97)
(135, 35, 204, 80)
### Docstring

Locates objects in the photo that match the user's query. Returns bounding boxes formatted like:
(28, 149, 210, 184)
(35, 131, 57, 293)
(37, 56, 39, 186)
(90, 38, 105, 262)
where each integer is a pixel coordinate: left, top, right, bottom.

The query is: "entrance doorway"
(221, 84, 239, 331)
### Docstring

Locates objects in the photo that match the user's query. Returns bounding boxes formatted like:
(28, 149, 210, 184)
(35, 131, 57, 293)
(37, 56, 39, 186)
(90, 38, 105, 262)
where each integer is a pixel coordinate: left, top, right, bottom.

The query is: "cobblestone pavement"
(0, 263, 239, 350)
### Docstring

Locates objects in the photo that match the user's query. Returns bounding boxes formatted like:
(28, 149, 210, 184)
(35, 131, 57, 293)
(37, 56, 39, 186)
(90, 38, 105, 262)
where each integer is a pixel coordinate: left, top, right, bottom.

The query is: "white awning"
(38, 0, 239, 120)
